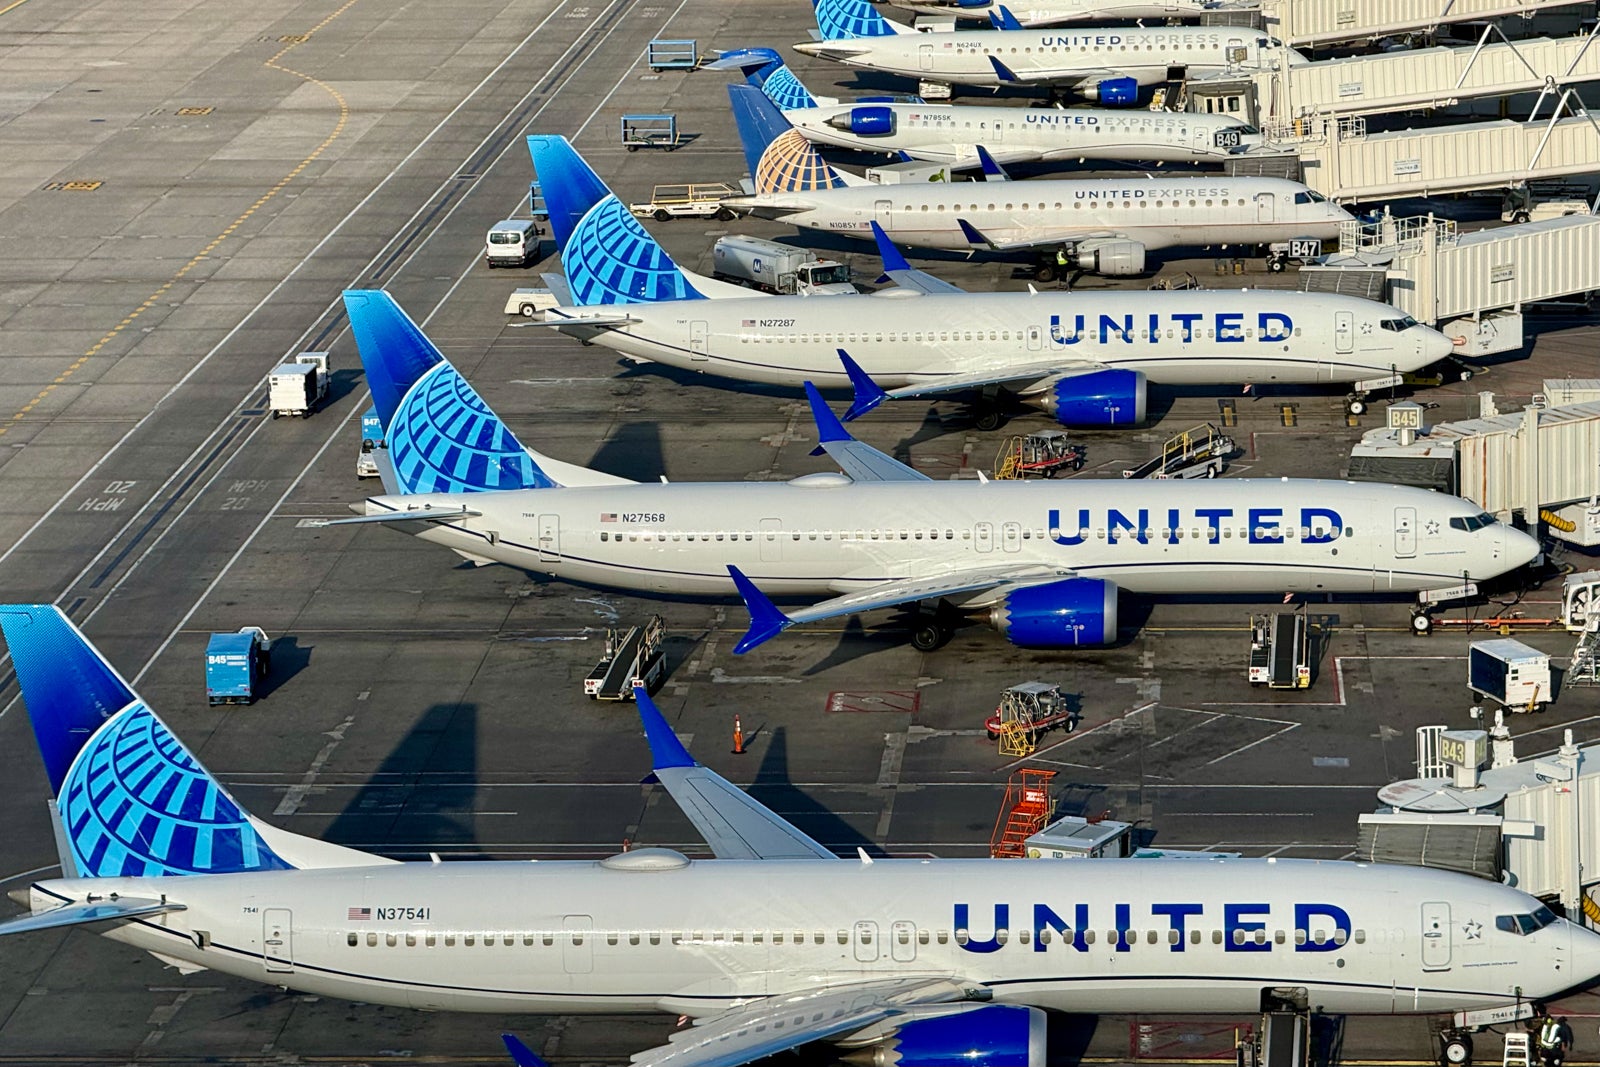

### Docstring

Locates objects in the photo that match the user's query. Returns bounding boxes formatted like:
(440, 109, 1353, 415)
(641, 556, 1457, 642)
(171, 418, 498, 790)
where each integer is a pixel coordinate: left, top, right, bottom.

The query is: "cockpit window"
(1236, 124, 1261, 136)
(1496, 905, 1558, 935)
(1380, 316, 1419, 331)
(1449, 511, 1496, 533)
(1293, 190, 1330, 205)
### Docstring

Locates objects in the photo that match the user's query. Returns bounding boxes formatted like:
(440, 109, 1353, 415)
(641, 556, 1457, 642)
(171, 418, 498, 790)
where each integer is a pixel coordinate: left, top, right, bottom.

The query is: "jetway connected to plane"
(1264, 0, 1594, 46)
(1237, 28, 1600, 126)
(1294, 108, 1600, 201)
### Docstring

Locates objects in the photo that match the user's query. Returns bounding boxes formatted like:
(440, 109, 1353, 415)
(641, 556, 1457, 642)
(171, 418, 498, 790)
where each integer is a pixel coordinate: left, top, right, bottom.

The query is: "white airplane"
(327, 288, 1530, 651)
(797, 0, 1308, 99)
(709, 48, 1266, 166)
(721, 85, 1346, 276)
(888, 0, 1253, 27)
(0, 604, 1591, 1067)
(526, 133, 1456, 423)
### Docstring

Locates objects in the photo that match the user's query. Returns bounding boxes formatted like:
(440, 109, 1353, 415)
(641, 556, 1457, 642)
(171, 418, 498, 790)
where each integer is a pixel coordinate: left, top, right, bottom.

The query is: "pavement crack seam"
(0, 0, 360, 438)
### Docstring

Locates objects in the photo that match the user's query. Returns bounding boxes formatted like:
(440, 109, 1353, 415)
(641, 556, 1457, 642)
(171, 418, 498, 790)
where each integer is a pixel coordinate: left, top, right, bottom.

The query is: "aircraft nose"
(1568, 922, 1600, 986)
(1425, 326, 1456, 364)
(1505, 525, 1542, 570)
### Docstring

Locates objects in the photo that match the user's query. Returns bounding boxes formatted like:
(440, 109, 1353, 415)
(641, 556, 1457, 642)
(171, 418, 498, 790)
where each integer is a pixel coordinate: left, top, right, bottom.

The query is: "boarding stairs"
(990, 769, 1058, 858)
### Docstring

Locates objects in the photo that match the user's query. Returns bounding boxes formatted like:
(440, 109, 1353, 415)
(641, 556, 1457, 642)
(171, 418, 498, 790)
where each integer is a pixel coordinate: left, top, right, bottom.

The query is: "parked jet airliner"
(797, 0, 1308, 98)
(888, 0, 1255, 26)
(714, 47, 1265, 166)
(0, 604, 1593, 1067)
(721, 85, 1345, 276)
(328, 288, 1531, 651)
(525, 134, 1456, 423)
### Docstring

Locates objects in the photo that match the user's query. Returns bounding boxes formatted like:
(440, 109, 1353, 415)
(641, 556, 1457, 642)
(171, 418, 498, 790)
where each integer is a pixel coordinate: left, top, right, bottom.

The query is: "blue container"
(206, 632, 260, 706)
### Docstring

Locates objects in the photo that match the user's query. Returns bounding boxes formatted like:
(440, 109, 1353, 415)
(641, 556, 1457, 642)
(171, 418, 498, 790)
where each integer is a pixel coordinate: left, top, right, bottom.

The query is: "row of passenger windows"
(978, 44, 1225, 54)
(344, 926, 1363, 949)
(737, 329, 1304, 343)
(900, 199, 1251, 212)
(597, 527, 1352, 543)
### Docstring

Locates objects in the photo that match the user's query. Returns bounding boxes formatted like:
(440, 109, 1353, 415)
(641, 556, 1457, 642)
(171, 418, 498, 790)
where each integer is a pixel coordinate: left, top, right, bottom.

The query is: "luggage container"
(1467, 638, 1551, 711)
(205, 627, 271, 706)
(268, 353, 328, 419)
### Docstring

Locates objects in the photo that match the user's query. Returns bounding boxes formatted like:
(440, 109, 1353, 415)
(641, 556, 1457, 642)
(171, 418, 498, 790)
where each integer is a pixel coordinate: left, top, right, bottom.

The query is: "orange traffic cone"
(732, 715, 745, 755)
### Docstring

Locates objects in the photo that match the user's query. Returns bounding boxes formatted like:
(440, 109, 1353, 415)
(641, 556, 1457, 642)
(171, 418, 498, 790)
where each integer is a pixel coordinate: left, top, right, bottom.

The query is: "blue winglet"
(869, 220, 912, 275)
(839, 349, 889, 421)
(955, 217, 988, 247)
(991, 4, 1024, 29)
(728, 566, 792, 655)
(635, 687, 695, 770)
(988, 54, 1020, 82)
(804, 381, 852, 458)
(502, 1035, 548, 1067)
(975, 144, 1009, 181)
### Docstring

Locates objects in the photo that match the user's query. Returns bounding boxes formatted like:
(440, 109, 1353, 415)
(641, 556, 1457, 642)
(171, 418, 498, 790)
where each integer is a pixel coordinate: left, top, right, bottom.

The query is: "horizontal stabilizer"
(315, 505, 481, 528)
(0, 896, 185, 938)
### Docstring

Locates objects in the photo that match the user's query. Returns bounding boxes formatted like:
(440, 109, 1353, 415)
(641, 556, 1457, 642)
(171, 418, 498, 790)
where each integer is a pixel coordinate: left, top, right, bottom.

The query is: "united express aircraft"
(525, 134, 1455, 423)
(721, 85, 1345, 275)
(797, 0, 1307, 98)
(0, 604, 1592, 1067)
(887, 0, 1253, 26)
(714, 47, 1264, 165)
(327, 289, 1531, 651)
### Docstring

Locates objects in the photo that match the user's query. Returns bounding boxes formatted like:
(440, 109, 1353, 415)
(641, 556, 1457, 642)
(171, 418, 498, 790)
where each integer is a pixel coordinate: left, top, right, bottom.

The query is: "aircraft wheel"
(1411, 612, 1434, 636)
(910, 621, 949, 652)
(1267, 256, 1287, 273)
(1346, 397, 1367, 416)
(1034, 263, 1057, 283)
(1440, 1033, 1472, 1066)
(974, 409, 1005, 432)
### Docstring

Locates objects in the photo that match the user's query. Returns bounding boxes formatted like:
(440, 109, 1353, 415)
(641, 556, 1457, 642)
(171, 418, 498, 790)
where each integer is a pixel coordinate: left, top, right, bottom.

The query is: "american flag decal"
(600, 513, 618, 522)
(741, 319, 756, 327)
(348, 907, 371, 921)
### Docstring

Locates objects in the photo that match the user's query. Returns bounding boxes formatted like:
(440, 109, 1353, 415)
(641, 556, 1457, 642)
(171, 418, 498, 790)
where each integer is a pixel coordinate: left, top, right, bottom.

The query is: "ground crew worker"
(1538, 1013, 1568, 1067)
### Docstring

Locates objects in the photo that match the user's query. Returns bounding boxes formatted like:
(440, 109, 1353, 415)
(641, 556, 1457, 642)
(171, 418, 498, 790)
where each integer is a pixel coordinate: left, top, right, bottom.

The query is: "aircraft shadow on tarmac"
(323, 702, 480, 857)
(744, 725, 882, 857)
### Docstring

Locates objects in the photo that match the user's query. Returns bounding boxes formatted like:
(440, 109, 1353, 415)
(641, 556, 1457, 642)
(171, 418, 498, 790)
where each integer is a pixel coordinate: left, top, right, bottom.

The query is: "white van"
(484, 219, 541, 268)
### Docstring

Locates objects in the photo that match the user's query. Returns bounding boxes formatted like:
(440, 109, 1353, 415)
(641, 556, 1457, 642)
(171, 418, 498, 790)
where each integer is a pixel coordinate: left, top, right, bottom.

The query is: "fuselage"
(794, 28, 1308, 88)
(786, 101, 1266, 165)
(546, 290, 1454, 390)
(888, 0, 1251, 25)
(33, 856, 1595, 1016)
(360, 478, 1537, 599)
(727, 176, 1351, 252)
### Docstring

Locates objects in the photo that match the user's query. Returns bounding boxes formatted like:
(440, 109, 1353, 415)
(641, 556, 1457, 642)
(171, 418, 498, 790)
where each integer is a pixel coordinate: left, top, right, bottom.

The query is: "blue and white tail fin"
(344, 290, 566, 495)
(0, 605, 386, 878)
(707, 48, 825, 109)
(729, 85, 863, 193)
(814, 0, 908, 38)
(525, 135, 707, 306)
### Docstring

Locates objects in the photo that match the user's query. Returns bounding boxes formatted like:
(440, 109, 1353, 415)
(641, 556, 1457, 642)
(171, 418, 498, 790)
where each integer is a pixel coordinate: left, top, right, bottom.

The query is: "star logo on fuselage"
(1463, 920, 1483, 940)
(1425, 520, 1441, 535)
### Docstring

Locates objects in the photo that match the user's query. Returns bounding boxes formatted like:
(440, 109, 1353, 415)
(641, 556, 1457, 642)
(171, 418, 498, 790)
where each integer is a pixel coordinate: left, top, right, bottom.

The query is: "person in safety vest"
(1538, 1013, 1570, 1067)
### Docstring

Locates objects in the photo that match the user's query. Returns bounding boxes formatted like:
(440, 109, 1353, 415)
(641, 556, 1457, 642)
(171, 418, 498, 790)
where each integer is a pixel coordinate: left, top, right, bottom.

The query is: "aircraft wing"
(628, 978, 989, 1067)
(635, 689, 835, 861)
(729, 562, 1075, 653)
(839, 351, 1105, 414)
(868, 222, 966, 295)
(989, 55, 1120, 87)
(0, 896, 185, 938)
(955, 219, 1119, 254)
(804, 379, 929, 483)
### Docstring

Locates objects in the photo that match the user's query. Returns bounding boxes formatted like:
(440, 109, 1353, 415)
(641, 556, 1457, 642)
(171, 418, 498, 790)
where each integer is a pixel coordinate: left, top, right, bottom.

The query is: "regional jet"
(798, 0, 1308, 99)
(721, 84, 1345, 276)
(887, 0, 1255, 26)
(0, 603, 1592, 1067)
(327, 288, 1530, 650)
(712, 47, 1265, 165)
(525, 133, 1456, 422)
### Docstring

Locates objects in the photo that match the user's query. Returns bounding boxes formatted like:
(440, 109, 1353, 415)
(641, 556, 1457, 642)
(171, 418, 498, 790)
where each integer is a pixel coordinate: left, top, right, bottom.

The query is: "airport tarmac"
(2, 0, 1600, 1064)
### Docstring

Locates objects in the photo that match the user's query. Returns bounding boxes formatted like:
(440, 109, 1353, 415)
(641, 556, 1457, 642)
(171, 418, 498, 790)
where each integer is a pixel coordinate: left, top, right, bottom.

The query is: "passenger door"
(1334, 311, 1354, 354)
(1420, 901, 1452, 970)
(874, 199, 893, 230)
(690, 320, 708, 360)
(538, 515, 560, 562)
(1393, 507, 1417, 558)
(919, 44, 934, 71)
(1255, 191, 1275, 223)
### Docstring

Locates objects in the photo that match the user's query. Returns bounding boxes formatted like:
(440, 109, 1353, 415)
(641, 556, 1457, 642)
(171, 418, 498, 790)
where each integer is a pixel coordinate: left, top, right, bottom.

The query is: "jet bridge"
(1264, 0, 1593, 46)
(1295, 107, 1600, 201)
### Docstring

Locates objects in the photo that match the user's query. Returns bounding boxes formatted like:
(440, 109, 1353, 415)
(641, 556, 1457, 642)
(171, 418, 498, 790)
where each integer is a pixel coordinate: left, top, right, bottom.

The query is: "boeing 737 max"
(525, 134, 1457, 423)
(328, 289, 1534, 652)
(0, 604, 1595, 1066)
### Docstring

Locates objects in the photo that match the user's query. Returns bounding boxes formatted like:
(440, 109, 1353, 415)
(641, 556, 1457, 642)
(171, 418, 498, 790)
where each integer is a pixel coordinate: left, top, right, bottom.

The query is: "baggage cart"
(646, 38, 699, 71)
(620, 114, 683, 151)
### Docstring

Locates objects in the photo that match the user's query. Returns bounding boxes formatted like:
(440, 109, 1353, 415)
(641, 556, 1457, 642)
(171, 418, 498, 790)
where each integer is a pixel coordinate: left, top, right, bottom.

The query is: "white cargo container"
(1467, 638, 1552, 710)
(710, 235, 856, 296)
(503, 287, 559, 318)
(268, 353, 328, 419)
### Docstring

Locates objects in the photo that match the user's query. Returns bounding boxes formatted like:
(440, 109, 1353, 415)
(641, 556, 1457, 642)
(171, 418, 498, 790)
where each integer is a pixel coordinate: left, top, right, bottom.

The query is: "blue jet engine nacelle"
(1030, 368, 1148, 427)
(861, 1005, 1046, 1067)
(989, 578, 1119, 649)
(827, 106, 896, 136)
(1084, 77, 1139, 106)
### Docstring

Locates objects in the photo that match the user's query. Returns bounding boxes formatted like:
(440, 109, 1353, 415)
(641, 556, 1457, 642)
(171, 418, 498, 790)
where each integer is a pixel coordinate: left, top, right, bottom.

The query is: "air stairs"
(990, 769, 1058, 858)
